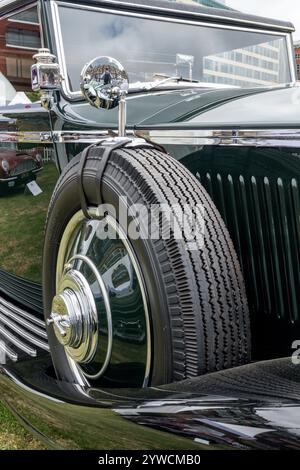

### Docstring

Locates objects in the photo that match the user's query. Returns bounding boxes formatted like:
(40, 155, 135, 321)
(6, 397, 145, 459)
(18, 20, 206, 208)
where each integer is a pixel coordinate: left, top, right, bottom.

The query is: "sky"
(226, 0, 300, 40)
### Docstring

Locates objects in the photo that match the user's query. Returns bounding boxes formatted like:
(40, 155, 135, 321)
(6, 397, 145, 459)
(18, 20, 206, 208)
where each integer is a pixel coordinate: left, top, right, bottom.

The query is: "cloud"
(227, 0, 300, 40)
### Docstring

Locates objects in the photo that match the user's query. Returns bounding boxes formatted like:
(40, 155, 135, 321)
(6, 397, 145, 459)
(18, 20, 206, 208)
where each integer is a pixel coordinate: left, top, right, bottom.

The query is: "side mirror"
(80, 56, 129, 137)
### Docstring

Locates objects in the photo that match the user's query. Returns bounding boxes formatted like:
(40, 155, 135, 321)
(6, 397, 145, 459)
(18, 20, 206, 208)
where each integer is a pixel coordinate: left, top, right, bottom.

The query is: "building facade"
(175, 1, 282, 88)
(0, 6, 41, 96)
(294, 41, 300, 80)
(203, 40, 282, 87)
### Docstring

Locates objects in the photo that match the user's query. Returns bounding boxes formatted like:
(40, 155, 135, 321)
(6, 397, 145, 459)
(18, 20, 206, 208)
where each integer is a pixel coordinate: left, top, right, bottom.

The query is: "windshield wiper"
(141, 76, 200, 91)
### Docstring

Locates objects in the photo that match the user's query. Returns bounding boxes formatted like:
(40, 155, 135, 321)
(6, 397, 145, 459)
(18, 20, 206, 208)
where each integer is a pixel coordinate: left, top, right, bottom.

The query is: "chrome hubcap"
(48, 260, 99, 364)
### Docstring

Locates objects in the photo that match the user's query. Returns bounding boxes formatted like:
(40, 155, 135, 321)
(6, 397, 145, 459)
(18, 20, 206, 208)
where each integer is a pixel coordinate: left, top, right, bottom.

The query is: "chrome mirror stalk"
(118, 91, 127, 138)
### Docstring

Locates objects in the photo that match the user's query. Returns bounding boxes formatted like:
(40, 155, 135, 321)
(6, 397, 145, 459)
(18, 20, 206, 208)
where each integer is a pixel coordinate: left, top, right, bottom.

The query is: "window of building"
(6, 56, 32, 79)
(0, 6, 41, 101)
(6, 28, 40, 50)
(8, 7, 39, 25)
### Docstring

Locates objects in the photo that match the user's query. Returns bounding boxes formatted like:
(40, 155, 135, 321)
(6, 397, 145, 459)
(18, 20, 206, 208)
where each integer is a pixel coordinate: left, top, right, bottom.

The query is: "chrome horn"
(80, 56, 129, 137)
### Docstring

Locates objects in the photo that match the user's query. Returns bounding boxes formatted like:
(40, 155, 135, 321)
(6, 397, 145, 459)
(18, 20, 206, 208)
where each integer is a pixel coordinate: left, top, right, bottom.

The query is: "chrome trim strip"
(55, 0, 295, 32)
(0, 297, 46, 329)
(0, 341, 18, 362)
(287, 33, 297, 84)
(138, 129, 300, 148)
(0, 313, 49, 352)
(2, 129, 300, 147)
(0, 130, 126, 144)
(0, 304, 47, 339)
(0, 325, 37, 357)
(53, 130, 111, 143)
(0, 131, 52, 143)
(0, 177, 17, 182)
(10, 167, 42, 177)
(51, 1, 293, 101)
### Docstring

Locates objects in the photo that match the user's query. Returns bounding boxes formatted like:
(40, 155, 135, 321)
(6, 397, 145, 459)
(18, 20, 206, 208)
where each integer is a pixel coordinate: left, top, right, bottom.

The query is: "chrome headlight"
(35, 153, 42, 163)
(1, 160, 9, 173)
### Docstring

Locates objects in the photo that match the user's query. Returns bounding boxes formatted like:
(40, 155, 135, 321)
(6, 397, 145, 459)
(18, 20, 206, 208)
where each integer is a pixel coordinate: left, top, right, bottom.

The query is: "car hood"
(59, 85, 300, 130)
(0, 149, 35, 167)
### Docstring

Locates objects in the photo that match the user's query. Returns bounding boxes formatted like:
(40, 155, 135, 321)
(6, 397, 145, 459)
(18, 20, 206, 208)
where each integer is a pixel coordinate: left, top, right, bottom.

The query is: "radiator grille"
(0, 296, 49, 363)
(10, 159, 37, 176)
(197, 171, 300, 323)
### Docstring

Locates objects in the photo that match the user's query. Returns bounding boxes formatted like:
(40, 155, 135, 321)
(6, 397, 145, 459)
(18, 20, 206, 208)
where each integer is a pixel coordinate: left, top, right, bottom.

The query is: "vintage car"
(0, 0, 299, 450)
(0, 145, 43, 194)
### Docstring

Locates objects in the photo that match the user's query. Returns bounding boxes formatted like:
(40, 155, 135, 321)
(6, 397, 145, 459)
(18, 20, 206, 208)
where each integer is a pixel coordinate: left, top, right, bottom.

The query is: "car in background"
(0, 145, 43, 194)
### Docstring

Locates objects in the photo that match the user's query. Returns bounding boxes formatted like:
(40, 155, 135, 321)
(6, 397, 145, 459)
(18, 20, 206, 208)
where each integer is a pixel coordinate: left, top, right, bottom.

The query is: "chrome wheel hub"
(48, 261, 98, 364)
(49, 209, 151, 387)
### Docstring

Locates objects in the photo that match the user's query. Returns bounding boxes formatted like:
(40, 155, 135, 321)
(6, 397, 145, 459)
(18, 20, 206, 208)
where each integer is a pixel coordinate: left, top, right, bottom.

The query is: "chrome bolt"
(64, 263, 73, 272)
(47, 314, 67, 337)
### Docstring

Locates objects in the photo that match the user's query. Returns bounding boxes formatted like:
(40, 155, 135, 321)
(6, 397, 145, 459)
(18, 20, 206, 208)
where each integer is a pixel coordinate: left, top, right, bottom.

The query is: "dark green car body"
(0, 0, 300, 451)
(0, 0, 299, 450)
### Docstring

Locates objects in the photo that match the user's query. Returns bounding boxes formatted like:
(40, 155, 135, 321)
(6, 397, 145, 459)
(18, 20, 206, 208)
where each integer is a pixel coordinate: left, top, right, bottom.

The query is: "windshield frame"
(50, 0, 297, 102)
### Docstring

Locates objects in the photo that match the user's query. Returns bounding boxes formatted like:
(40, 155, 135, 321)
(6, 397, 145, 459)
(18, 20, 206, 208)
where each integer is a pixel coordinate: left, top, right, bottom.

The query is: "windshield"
(56, 3, 292, 93)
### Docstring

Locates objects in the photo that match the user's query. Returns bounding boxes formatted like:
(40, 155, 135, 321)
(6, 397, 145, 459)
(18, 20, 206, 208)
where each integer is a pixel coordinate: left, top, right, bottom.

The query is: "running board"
(0, 296, 49, 362)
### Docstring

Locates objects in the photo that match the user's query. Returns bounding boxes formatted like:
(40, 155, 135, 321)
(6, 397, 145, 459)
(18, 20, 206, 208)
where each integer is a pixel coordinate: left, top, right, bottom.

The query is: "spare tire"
(43, 143, 250, 387)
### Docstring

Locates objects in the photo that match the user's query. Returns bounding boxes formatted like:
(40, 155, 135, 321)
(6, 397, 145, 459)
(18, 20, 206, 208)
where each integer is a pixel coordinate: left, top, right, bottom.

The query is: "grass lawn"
(0, 402, 45, 450)
(0, 163, 56, 449)
(0, 163, 58, 282)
